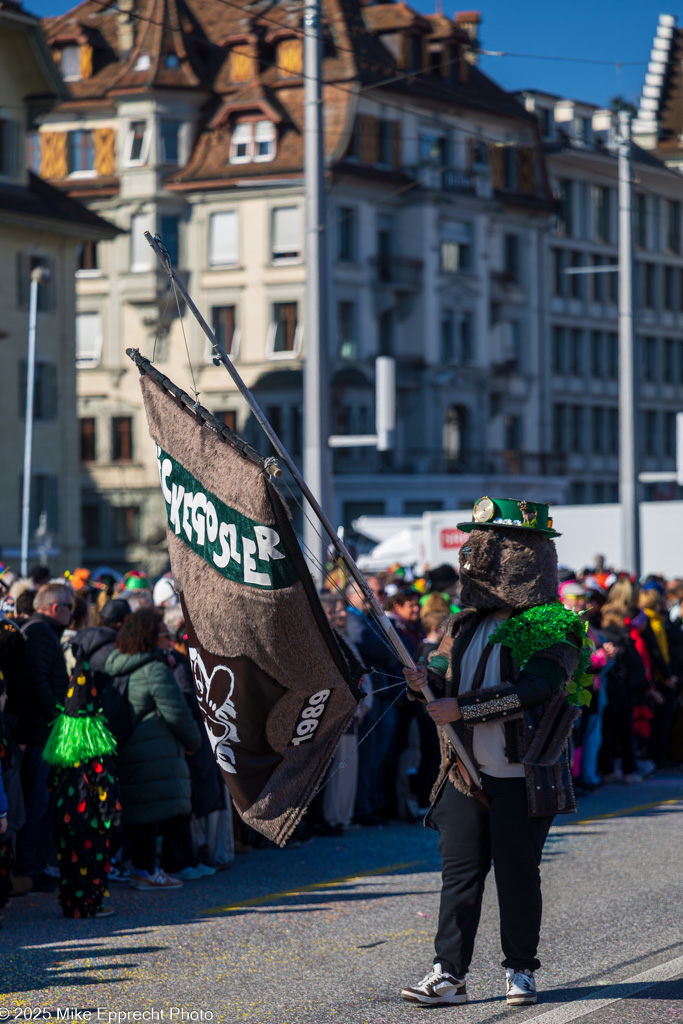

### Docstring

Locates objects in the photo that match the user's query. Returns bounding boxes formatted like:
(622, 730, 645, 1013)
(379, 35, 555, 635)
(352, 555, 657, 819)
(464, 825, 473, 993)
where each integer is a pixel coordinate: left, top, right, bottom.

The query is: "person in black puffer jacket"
(16, 583, 72, 888)
(70, 599, 131, 696)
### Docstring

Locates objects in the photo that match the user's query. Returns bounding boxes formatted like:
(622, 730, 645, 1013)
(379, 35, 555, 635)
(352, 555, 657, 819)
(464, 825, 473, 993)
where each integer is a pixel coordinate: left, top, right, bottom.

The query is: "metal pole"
(617, 111, 641, 578)
(303, 0, 332, 585)
(20, 267, 49, 578)
(143, 232, 482, 789)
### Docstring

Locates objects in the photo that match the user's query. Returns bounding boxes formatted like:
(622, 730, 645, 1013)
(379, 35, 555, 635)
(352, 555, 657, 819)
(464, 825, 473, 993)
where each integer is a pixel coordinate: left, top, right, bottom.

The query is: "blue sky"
(27, 0, 658, 109)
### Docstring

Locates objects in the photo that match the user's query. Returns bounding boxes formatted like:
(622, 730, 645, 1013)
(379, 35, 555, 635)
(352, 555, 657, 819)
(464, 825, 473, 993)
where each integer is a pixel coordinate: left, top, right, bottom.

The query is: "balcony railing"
(370, 256, 424, 290)
(332, 448, 567, 477)
(441, 169, 474, 192)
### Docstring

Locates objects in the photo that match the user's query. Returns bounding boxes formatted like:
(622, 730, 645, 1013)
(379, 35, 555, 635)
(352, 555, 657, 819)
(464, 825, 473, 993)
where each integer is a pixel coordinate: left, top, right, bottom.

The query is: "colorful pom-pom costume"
(44, 654, 121, 918)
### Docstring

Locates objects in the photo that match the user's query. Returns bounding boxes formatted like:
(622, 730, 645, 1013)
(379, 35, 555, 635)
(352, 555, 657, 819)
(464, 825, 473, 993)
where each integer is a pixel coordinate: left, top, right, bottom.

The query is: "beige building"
(0, 1, 116, 571)
(37, 0, 563, 574)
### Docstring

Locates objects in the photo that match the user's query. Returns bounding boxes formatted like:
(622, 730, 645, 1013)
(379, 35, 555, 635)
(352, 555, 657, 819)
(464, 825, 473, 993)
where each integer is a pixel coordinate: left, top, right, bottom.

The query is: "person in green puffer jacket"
(104, 608, 201, 892)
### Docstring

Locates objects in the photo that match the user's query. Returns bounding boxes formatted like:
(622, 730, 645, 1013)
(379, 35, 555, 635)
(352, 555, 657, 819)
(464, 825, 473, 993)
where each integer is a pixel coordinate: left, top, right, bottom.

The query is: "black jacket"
(412, 608, 581, 818)
(0, 618, 30, 742)
(20, 613, 69, 746)
(70, 626, 118, 695)
(173, 654, 224, 818)
(600, 625, 649, 711)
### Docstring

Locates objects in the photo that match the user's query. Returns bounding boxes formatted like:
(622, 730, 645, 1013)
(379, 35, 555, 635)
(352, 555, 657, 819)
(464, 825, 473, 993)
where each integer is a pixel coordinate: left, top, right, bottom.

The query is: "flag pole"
(143, 232, 482, 790)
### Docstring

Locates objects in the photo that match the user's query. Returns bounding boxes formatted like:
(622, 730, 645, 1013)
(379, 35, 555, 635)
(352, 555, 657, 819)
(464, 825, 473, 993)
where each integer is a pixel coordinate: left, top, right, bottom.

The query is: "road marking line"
(203, 860, 424, 914)
(571, 797, 682, 825)
(521, 953, 683, 1024)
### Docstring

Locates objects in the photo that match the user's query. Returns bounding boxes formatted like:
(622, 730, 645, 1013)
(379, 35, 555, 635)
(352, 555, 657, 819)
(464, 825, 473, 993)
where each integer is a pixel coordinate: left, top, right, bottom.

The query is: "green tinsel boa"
(43, 710, 117, 768)
(488, 603, 593, 707)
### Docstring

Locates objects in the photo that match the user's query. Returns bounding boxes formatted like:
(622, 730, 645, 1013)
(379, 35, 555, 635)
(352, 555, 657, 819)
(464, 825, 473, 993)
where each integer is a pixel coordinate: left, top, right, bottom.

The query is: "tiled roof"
(362, 3, 431, 34)
(43, 0, 540, 191)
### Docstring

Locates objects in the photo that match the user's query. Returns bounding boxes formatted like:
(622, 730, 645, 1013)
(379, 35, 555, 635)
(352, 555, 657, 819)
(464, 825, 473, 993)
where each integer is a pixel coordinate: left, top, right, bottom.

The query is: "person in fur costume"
(44, 653, 121, 919)
(400, 498, 588, 1009)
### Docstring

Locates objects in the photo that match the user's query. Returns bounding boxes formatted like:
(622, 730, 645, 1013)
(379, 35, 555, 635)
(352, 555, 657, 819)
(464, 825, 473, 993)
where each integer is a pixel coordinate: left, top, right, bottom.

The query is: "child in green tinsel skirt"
(45, 654, 122, 919)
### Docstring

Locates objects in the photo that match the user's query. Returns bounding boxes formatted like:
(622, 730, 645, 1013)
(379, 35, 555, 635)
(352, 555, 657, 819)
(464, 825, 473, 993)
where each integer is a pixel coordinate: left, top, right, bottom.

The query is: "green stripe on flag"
(155, 445, 299, 590)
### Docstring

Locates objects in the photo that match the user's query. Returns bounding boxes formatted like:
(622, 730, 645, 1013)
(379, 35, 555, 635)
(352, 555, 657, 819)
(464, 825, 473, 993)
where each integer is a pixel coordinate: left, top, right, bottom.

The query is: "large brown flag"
(134, 354, 360, 845)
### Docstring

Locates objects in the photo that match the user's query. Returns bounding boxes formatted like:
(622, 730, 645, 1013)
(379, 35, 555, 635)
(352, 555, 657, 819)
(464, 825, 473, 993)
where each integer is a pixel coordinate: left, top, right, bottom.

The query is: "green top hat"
(457, 496, 561, 538)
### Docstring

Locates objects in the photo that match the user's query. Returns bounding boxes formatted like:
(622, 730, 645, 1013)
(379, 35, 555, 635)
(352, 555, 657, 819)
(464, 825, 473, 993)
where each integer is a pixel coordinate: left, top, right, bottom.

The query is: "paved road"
(2, 771, 683, 1024)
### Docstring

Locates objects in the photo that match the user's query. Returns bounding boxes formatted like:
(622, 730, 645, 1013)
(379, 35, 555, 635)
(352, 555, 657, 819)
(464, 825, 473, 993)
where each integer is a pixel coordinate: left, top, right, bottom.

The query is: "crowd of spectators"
(0, 555, 681, 926)
(0, 565, 234, 925)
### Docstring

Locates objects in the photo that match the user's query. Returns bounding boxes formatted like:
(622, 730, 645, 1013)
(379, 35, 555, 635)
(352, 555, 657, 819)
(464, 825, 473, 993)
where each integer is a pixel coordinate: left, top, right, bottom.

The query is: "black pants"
(599, 706, 637, 775)
(126, 815, 194, 875)
(431, 773, 553, 977)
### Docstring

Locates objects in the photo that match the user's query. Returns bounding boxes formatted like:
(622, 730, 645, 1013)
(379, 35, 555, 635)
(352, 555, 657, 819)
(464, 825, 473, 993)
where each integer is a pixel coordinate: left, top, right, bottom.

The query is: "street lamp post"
(617, 111, 640, 578)
(303, 0, 332, 584)
(20, 265, 50, 578)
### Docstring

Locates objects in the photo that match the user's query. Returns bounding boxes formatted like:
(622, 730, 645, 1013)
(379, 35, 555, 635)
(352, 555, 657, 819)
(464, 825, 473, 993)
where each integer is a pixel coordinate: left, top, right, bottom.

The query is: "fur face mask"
(459, 527, 559, 611)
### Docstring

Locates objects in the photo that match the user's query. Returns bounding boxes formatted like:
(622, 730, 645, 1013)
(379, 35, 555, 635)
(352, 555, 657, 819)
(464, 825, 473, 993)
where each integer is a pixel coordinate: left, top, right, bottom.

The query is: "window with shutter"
(160, 122, 180, 164)
(76, 312, 103, 367)
(230, 122, 252, 164)
(215, 410, 237, 432)
(113, 506, 141, 544)
(93, 128, 116, 176)
(160, 215, 180, 266)
(269, 302, 301, 357)
(209, 305, 238, 358)
(277, 38, 303, 77)
(130, 214, 152, 270)
(271, 206, 302, 261)
(80, 418, 97, 463)
(229, 46, 255, 82)
(126, 122, 149, 165)
(254, 120, 276, 161)
(112, 417, 134, 462)
(79, 44, 93, 79)
(359, 116, 379, 164)
(19, 361, 58, 421)
(77, 242, 99, 274)
(67, 130, 95, 175)
(39, 132, 68, 179)
(209, 211, 239, 266)
(61, 45, 81, 81)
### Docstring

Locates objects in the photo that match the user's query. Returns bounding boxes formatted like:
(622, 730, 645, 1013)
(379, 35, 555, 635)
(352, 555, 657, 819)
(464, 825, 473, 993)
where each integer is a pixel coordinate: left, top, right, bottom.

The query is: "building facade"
(0, 2, 116, 570)
(34, 0, 568, 573)
(519, 90, 683, 505)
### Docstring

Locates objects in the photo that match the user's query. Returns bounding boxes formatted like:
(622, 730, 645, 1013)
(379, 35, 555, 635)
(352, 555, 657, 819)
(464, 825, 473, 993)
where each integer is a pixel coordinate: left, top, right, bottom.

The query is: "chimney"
(455, 11, 480, 65)
(118, 0, 135, 54)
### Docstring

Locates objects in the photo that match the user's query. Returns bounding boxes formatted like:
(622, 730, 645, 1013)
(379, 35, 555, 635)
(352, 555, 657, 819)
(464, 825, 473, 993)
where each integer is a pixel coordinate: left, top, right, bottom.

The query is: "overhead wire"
(63, 0, 647, 156)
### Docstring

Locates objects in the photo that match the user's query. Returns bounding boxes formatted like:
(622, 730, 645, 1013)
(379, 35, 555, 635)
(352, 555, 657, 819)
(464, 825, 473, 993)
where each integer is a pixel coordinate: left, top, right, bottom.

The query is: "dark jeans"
(431, 773, 554, 977)
(127, 815, 195, 875)
(354, 697, 397, 818)
(15, 745, 51, 878)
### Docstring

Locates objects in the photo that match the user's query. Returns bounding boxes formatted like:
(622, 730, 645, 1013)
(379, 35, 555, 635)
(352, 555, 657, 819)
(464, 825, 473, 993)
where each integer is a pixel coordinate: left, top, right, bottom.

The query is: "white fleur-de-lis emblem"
(189, 647, 239, 774)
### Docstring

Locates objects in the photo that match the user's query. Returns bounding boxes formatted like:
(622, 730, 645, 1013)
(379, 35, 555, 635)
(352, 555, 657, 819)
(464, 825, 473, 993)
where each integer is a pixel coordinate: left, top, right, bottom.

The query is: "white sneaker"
(169, 865, 205, 881)
(623, 772, 643, 785)
(401, 963, 467, 1005)
(506, 968, 537, 1005)
(196, 863, 217, 877)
